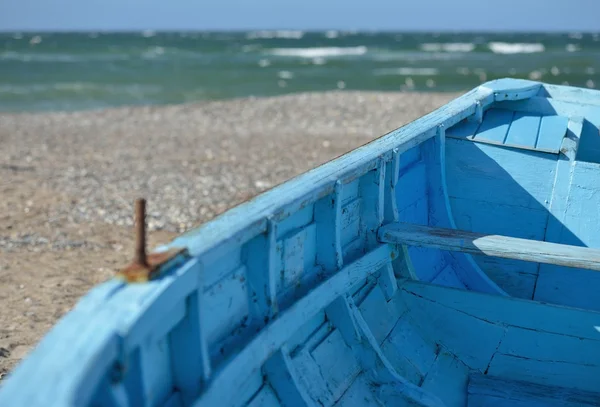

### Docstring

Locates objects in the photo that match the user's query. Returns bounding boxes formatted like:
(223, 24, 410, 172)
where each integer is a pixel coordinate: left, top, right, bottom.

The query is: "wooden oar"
(378, 223, 600, 272)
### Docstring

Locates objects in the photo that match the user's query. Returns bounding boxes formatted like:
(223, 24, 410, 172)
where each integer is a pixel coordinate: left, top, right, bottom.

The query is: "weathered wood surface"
(2, 78, 600, 407)
(378, 222, 600, 272)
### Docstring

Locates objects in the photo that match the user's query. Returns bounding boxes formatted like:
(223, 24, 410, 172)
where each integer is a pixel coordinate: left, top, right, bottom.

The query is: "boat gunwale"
(4, 78, 600, 406)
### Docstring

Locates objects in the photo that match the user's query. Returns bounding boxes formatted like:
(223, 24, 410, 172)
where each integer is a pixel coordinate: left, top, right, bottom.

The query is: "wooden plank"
(421, 352, 469, 407)
(468, 374, 600, 407)
(504, 112, 541, 149)
(401, 280, 600, 341)
(473, 109, 514, 144)
(193, 244, 394, 407)
(264, 346, 313, 407)
(315, 180, 343, 274)
(536, 115, 568, 152)
(378, 222, 600, 272)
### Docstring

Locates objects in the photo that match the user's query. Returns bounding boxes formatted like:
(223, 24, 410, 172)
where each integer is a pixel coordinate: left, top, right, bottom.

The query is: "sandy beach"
(0, 91, 459, 378)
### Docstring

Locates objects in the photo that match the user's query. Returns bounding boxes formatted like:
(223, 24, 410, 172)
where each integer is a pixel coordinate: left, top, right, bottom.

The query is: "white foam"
(420, 43, 475, 52)
(267, 46, 367, 58)
(325, 30, 339, 39)
(566, 44, 580, 52)
(258, 59, 271, 67)
(0, 51, 130, 62)
(142, 30, 156, 38)
(0, 82, 161, 95)
(374, 67, 438, 76)
(278, 70, 294, 79)
(247, 30, 304, 40)
(12, 33, 23, 40)
(528, 70, 543, 80)
(29, 35, 42, 45)
(142, 46, 165, 59)
(488, 42, 545, 54)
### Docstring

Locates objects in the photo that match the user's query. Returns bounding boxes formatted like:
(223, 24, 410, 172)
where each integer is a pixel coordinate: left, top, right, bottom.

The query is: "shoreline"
(0, 90, 460, 377)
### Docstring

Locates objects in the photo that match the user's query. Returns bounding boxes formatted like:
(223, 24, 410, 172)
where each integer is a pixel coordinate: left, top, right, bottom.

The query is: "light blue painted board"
(421, 130, 503, 296)
(396, 162, 427, 210)
(504, 112, 541, 149)
(421, 352, 469, 407)
(238, 372, 268, 407)
(139, 336, 173, 407)
(359, 160, 386, 250)
(348, 298, 446, 407)
(292, 349, 335, 406)
(534, 267, 600, 311)
(445, 118, 481, 140)
(448, 197, 551, 241)
(339, 178, 359, 205)
(536, 115, 568, 152)
(401, 280, 600, 341)
(334, 375, 380, 407)
(325, 296, 362, 347)
(445, 138, 557, 210)
(400, 284, 505, 371)
(163, 392, 184, 407)
(311, 330, 361, 402)
(203, 266, 249, 346)
(473, 109, 513, 144)
(380, 336, 424, 386)
(468, 374, 600, 407)
(281, 223, 317, 291)
(358, 285, 403, 344)
(395, 160, 445, 282)
(482, 78, 542, 100)
(246, 385, 281, 407)
(497, 327, 600, 368)
(244, 223, 279, 321)
(169, 290, 210, 405)
(340, 198, 361, 247)
(314, 181, 343, 274)
(276, 204, 314, 239)
(534, 161, 600, 310)
(470, 255, 537, 298)
(431, 264, 466, 289)
(487, 353, 600, 393)
(539, 82, 600, 106)
(286, 312, 326, 355)
(398, 144, 422, 172)
(203, 245, 242, 288)
(576, 119, 600, 163)
(382, 314, 437, 378)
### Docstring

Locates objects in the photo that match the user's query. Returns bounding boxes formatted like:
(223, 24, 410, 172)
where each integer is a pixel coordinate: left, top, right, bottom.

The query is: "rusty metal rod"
(134, 198, 148, 267)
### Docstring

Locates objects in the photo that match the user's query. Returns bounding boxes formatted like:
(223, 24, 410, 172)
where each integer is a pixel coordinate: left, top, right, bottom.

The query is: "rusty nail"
(134, 198, 148, 267)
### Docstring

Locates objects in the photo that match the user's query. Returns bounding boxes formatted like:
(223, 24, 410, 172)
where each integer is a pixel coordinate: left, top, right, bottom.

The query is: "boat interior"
(2, 80, 600, 407)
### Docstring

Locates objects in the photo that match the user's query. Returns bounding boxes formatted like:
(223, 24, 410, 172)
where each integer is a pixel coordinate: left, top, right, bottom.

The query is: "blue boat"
(2, 78, 600, 406)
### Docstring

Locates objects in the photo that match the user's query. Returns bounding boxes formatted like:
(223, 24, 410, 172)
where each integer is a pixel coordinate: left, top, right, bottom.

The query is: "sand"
(0, 90, 459, 378)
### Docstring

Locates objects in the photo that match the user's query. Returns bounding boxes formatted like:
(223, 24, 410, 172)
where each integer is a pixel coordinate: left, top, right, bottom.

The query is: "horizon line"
(1, 28, 599, 34)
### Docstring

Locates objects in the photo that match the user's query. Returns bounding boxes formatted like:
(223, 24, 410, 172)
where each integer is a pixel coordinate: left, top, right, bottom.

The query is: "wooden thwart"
(378, 223, 600, 272)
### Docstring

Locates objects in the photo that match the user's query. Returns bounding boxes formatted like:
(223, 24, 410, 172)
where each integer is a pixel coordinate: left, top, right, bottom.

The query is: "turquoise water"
(1, 31, 599, 112)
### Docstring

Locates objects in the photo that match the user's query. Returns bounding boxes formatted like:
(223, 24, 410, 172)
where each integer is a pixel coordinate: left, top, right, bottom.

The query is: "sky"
(0, 0, 599, 32)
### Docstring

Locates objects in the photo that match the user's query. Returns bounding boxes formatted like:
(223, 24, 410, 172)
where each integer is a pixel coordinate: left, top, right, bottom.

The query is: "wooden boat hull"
(1, 79, 600, 406)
